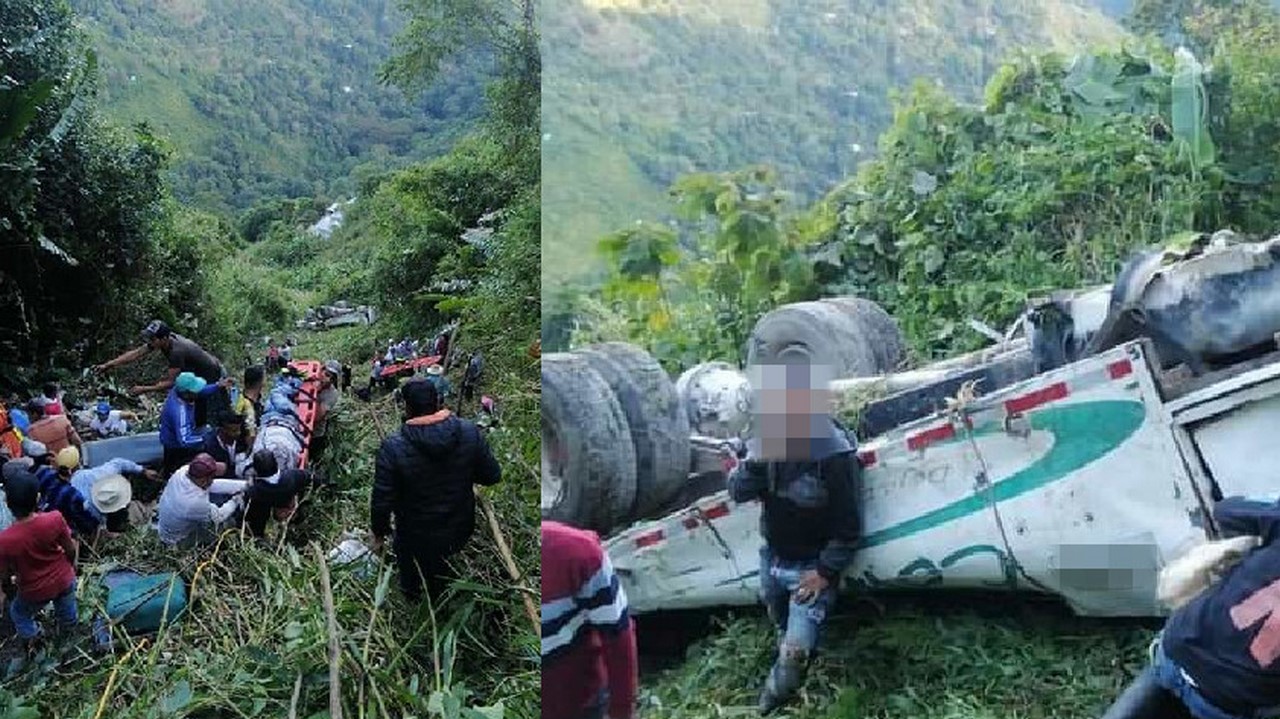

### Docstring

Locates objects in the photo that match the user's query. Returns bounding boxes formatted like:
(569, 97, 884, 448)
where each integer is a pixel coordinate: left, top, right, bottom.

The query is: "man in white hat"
(424, 363, 452, 404)
(64, 448, 157, 533)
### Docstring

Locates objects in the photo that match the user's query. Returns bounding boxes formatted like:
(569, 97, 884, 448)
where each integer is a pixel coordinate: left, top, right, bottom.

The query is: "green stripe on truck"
(859, 400, 1146, 549)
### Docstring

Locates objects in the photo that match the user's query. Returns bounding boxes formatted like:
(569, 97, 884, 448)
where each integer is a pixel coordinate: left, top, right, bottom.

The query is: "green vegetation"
(541, 0, 1127, 283)
(71, 0, 490, 212)
(640, 601, 1155, 719)
(564, 0, 1280, 363)
(2, 0, 539, 714)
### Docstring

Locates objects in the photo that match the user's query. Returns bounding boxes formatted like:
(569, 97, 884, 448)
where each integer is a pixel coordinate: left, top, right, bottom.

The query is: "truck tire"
(820, 297, 907, 374)
(542, 353, 637, 532)
(747, 298, 903, 377)
(576, 343, 690, 519)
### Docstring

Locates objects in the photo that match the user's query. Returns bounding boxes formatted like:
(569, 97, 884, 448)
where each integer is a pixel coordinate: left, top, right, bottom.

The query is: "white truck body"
(606, 339, 1280, 617)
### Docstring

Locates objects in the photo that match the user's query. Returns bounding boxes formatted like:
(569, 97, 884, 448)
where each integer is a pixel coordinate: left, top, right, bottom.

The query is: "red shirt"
(0, 512, 76, 602)
(541, 521, 637, 719)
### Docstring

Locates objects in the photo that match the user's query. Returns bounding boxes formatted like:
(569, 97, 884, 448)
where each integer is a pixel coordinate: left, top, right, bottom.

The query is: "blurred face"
(747, 363, 834, 461)
(218, 423, 241, 442)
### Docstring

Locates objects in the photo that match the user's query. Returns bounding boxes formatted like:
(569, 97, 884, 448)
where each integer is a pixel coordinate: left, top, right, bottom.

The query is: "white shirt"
(157, 466, 244, 546)
(89, 411, 129, 437)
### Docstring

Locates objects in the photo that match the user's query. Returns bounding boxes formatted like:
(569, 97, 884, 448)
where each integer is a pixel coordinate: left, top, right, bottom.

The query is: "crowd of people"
(0, 317, 501, 650)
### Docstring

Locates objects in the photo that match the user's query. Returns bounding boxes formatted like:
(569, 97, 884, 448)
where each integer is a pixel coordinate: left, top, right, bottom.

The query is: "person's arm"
(581, 551, 637, 719)
(97, 344, 152, 372)
(66, 420, 83, 449)
(370, 442, 396, 542)
(107, 458, 145, 476)
(727, 459, 769, 503)
(176, 403, 205, 448)
(1215, 497, 1280, 544)
(120, 411, 139, 422)
(56, 514, 79, 565)
(816, 451, 862, 582)
(471, 427, 502, 486)
(208, 494, 244, 525)
(130, 366, 179, 395)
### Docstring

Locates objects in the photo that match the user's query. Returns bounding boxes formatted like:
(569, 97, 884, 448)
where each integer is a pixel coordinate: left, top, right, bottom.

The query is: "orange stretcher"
(286, 359, 325, 470)
(377, 355, 441, 378)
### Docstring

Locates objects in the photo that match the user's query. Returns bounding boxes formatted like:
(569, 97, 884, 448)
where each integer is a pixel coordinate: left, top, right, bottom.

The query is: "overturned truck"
(542, 234, 1280, 619)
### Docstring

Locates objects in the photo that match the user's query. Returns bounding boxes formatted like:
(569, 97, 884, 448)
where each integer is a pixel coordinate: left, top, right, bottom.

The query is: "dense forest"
(70, 0, 489, 211)
(541, 0, 1128, 283)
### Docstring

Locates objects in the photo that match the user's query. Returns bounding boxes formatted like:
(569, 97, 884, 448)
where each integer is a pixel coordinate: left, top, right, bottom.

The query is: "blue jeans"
(9, 579, 78, 640)
(758, 548, 837, 702)
(1152, 638, 1280, 719)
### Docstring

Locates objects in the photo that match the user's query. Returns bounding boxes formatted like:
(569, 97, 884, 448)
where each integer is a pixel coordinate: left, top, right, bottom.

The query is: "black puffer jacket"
(371, 412, 501, 554)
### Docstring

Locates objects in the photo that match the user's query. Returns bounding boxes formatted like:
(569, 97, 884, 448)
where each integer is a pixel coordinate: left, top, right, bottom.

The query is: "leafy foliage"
(541, 0, 1127, 282)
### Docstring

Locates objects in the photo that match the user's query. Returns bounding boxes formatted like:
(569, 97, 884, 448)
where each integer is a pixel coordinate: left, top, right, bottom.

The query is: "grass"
(639, 595, 1156, 719)
(2, 324, 540, 718)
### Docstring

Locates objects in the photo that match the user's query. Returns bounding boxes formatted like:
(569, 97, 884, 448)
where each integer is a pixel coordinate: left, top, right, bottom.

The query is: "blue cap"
(175, 372, 207, 395)
(96, 400, 111, 415)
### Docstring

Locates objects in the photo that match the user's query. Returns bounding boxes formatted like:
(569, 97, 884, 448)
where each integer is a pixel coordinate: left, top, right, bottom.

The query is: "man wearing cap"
(370, 378, 501, 602)
(24, 401, 82, 455)
(424, 364, 452, 404)
(309, 361, 343, 461)
(156, 453, 247, 547)
(88, 401, 137, 439)
(18, 439, 52, 471)
(160, 372, 233, 478)
(65, 449, 156, 533)
(35, 447, 101, 539)
(0, 470, 80, 648)
(93, 320, 227, 426)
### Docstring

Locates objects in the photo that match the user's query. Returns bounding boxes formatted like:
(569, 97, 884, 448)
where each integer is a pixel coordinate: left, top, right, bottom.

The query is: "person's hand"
(127, 385, 146, 397)
(90, 363, 109, 375)
(143, 469, 160, 482)
(369, 535, 385, 554)
(793, 570, 830, 605)
(218, 377, 236, 390)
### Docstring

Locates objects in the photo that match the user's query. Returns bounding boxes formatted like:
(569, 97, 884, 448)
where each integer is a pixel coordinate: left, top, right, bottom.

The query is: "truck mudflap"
(608, 342, 1208, 617)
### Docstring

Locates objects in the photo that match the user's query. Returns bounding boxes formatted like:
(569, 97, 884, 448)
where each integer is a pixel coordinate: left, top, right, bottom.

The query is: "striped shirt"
(541, 521, 637, 719)
(35, 467, 99, 536)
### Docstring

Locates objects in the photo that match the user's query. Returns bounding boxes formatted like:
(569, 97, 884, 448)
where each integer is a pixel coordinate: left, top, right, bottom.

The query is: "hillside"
(71, 0, 489, 211)
(542, 0, 1127, 282)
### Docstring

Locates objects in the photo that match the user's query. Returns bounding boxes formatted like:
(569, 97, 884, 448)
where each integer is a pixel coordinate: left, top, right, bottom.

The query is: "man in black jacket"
(1133, 496, 1280, 719)
(728, 362, 861, 715)
(370, 379, 502, 602)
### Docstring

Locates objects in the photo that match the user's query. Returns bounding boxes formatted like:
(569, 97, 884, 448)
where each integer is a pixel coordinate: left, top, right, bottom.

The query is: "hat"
(20, 438, 48, 458)
(426, 364, 444, 376)
(96, 400, 111, 416)
(188, 453, 226, 480)
(55, 446, 80, 469)
(324, 359, 341, 378)
(175, 372, 207, 395)
(90, 474, 132, 514)
(142, 319, 172, 340)
(3, 470, 37, 509)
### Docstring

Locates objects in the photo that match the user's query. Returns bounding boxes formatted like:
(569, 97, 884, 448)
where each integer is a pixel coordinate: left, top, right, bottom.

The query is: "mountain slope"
(542, 0, 1127, 281)
(73, 0, 489, 211)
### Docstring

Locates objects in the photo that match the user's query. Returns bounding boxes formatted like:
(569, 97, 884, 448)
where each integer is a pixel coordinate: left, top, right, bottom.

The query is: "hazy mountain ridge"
(74, 0, 490, 210)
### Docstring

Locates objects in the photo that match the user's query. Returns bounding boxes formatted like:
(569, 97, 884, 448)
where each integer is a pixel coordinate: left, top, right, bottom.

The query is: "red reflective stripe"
(703, 502, 730, 520)
(1004, 382, 1068, 414)
(857, 449, 877, 468)
(907, 423, 955, 452)
(1107, 359, 1133, 379)
(635, 530, 664, 548)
